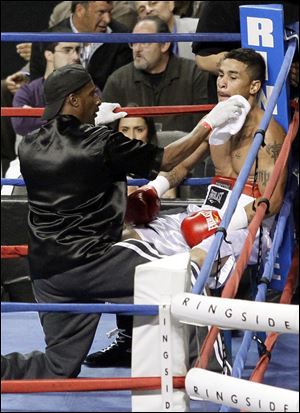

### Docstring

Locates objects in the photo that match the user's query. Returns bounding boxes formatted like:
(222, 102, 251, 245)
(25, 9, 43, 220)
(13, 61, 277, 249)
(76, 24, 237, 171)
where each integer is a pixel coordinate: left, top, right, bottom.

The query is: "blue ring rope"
(191, 38, 297, 296)
(1, 302, 158, 315)
(1, 177, 212, 187)
(1, 32, 241, 43)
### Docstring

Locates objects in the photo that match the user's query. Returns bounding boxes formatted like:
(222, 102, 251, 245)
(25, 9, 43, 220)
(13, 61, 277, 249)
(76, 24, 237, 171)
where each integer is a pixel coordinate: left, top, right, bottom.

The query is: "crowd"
(1, 1, 298, 381)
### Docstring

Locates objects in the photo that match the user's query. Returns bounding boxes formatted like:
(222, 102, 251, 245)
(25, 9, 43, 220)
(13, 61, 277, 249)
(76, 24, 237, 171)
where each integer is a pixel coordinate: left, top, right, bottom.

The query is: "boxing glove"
(181, 210, 222, 247)
(125, 176, 170, 225)
(125, 186, 160, 225)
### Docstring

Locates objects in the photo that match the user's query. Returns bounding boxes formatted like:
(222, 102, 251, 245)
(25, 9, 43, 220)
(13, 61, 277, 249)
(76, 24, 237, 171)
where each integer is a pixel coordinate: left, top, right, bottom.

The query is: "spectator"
(102, 16, 210, 133)
(12, 42, 81, 137)
(1, 63, 245, 379)
(30, 1, 133, 91)
(174, 1, 203, 18)
(1, 72, 29, 176)
(1, 42, 81, 196)
(1, 36, 32, 177)
(49, 1, 138, 31)
(116, 109, 177, 198)
(134, 1, 198, 60)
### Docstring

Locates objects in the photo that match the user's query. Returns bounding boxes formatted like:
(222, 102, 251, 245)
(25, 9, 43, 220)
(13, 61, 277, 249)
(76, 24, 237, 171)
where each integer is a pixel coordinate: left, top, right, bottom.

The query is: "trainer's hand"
(125, 186, 160, 225)
(95, 102, 127, 125)
(203, 95, 250, 130)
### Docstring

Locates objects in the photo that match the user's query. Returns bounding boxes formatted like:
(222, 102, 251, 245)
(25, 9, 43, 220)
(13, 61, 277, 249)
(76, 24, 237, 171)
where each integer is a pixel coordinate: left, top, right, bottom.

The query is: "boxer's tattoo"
(265, 143, 282, 162)
(257, 169, 270, 186)
(233, 151, 242, 159)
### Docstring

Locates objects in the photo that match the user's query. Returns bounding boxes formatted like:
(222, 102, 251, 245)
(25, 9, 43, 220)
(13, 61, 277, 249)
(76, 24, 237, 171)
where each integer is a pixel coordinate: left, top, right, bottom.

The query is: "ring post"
(240, 3, 290, 131)
(131, 253, 191, 412)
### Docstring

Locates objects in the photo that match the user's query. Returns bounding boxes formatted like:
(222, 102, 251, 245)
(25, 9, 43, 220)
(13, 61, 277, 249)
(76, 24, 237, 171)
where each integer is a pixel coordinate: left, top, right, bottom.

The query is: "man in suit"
(30, 1, 132, 91)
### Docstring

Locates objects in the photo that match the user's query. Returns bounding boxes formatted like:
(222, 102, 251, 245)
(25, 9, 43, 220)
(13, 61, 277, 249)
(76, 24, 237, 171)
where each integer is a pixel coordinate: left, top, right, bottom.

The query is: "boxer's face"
(217, 58, 253, 102)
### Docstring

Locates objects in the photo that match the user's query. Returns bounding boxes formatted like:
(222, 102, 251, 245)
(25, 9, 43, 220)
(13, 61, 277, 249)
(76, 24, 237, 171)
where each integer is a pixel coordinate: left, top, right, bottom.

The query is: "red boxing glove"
(181, 210, 222, 247)
(125, 186, 160, 225)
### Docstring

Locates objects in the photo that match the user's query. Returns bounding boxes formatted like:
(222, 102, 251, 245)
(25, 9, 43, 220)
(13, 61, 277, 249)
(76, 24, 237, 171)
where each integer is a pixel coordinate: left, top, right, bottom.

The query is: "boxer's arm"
(125, 141, 210, 225)
(160, 96, 246, 171)
(161, 140, 210, 189)
(245, 121, 286, 221)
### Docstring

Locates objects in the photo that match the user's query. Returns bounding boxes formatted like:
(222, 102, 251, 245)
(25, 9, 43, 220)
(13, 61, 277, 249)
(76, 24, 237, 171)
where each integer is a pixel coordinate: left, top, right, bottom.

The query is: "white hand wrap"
(95, 102, 127, 125)
(227, 206, 248, 231)
(148, 175, 170, 198)
(209, 95, 251, 145)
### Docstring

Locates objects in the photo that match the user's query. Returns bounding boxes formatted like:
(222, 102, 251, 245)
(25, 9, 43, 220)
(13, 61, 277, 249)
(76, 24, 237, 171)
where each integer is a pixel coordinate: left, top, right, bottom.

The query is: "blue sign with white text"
(240, 4, 289, 131)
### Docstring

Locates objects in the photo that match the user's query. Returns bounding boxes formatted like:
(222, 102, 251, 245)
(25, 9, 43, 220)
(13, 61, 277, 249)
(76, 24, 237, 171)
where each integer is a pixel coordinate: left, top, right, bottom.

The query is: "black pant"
(2, 239, 159, 379)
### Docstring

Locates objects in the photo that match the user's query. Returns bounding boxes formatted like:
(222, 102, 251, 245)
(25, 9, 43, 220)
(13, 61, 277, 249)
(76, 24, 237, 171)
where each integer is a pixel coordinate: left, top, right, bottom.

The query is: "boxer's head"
(217, 48, 266, 102)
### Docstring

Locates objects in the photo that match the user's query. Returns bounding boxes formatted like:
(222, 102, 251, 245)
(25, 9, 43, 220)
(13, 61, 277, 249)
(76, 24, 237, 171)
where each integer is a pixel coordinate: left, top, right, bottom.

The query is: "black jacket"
(19, 115, 163, 278)
(29, 18, 133, 91)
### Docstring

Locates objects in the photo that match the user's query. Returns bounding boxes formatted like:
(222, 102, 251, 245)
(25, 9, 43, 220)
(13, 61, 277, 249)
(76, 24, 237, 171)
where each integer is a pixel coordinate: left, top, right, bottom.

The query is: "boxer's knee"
(190, 247, 207, 268)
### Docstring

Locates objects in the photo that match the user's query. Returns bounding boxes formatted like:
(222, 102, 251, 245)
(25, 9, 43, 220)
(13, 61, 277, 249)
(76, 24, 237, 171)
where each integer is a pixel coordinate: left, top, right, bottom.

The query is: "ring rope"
(1, 32, 241, 43)
(1, 302, 158, 315)
(196, 108, 299, 369)
(1, 101, 296, 118)
(0, 177, 212, 187)
(0, 105, 214, 118)
(0, 376, 185, 393)
(1, 245, 28, 258)
(191, 36, 297, 297)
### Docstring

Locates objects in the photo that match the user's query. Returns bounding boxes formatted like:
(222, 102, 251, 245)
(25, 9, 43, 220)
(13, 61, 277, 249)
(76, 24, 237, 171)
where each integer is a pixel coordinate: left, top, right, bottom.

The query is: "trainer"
(2, 64, 249, 379)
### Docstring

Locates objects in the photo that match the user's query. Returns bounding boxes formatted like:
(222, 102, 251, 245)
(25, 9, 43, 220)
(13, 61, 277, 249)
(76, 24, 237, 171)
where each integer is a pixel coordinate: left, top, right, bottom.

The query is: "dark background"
(1, 1, 62, 78)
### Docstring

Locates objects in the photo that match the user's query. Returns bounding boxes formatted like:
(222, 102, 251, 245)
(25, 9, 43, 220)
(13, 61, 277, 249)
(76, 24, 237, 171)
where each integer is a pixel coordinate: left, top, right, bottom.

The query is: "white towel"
(209, 95, 251, 145)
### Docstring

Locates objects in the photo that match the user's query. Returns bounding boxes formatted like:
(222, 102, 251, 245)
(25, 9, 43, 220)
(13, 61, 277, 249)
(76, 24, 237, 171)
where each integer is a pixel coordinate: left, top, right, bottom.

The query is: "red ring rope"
(1, 245, 28, 259)
(1, 101, 297, 118)
(1, 105, 214, 118)
(1, 376, 185, 393)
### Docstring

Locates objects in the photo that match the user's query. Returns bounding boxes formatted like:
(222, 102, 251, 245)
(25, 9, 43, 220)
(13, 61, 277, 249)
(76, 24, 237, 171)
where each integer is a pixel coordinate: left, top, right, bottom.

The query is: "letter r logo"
(247, 17, 274, 47)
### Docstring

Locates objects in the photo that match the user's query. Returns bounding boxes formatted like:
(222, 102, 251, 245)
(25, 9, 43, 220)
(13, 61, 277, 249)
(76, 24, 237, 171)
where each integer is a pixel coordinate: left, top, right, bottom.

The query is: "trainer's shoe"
(84, 332, 131, 368)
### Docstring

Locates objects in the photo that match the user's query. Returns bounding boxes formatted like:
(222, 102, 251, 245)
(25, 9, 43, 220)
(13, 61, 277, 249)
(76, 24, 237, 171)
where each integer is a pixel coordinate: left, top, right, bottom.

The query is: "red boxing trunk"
(125, 186, 160, 225)
(181, 210, 222, 247)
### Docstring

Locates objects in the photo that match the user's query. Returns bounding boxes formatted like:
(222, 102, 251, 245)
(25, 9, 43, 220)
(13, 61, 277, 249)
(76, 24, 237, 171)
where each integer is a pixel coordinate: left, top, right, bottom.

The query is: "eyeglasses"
(128, 42, 154, 49)
(54, 47, 81, 55)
